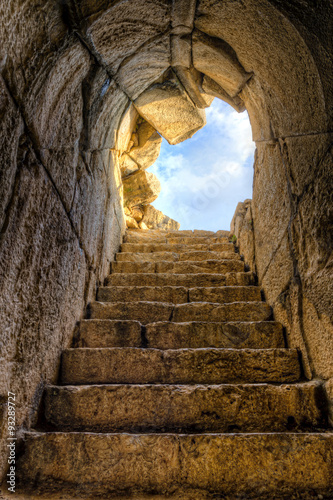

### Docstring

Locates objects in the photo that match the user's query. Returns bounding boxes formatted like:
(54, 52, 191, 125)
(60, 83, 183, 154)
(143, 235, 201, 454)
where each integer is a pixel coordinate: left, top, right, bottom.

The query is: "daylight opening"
(149, 100, 255, 231)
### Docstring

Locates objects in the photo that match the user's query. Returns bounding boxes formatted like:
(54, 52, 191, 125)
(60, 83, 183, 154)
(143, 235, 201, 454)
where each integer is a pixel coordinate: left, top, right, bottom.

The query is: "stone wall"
(0, 2, 128, 480)
(0, 0, 332, 482)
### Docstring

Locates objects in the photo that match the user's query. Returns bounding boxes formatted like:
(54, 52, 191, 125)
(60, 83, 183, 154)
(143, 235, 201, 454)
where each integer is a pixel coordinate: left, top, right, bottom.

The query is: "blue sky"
(149, 99, 255, 232)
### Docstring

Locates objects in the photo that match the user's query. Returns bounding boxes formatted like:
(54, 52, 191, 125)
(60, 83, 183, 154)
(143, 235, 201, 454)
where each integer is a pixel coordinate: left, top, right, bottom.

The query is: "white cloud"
(149, 99, 255, 231)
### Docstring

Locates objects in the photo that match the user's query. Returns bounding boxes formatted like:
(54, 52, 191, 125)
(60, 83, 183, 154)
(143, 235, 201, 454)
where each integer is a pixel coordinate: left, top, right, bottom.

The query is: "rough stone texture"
(195, 0, 329, 139)
(192, 30, 253, 98)
(116, 102, 139, 152)
(0, 77, 24, 231)
(135, 72, 207, 145)
(145, 321, 285, 349)
(61, 348, 300, 385)
(90, 300, 271, 324)
(116, 250, 239, 262)
(111, 259, 245, 274)
(106, 272, 256, 288)
(0, 0, 127, 482)
(128, 131, 162, 171)
(80, 67, 130, 151)
(202, 75, 246, 113)
(76, 319, 284, 350)
(97, 285, 260, 304)
(74, 320, 142, 348)
(16, 432, 333, 498)
(120, 153, 140, 177)
(142, 205, 181, 231)
(98, 286, 188, 304)
(120, 242, 235, 253)
(85, 0, 171, 75)
(123, 170, 161, 208)
(325, 378, 333, 427)
(230, 199, 255, 271)
(44, 381, 325, 433)
(124, 231, 230, 244)
(125, 214, 139, 229)
(0, 147, 87, 481)
(115, 34, 171, 101)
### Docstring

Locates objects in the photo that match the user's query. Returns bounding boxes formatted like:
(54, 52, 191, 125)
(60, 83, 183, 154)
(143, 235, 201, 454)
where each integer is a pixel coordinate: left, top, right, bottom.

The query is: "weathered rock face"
(123, 170, 161, 208)
(0, 0, 332, 485)
(142, 205, 181, 231)
(230, 200, 255, 272)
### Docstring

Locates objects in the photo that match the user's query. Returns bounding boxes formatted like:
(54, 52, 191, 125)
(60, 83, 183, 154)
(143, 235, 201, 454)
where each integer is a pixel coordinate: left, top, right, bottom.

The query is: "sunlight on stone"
(149, 99, 255, 231)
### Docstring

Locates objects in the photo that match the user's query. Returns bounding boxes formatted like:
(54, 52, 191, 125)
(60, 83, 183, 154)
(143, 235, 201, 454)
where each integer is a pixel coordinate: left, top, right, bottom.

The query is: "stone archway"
(0, 0, 332, 483)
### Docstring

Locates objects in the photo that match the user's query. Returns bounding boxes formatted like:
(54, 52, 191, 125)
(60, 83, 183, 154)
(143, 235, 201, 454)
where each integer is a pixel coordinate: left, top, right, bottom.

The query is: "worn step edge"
(44, 381, 327, 433)
(17, 431, 333, 497)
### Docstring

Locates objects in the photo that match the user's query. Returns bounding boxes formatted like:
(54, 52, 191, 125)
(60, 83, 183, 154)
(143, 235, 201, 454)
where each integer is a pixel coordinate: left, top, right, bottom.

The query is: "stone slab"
(17, 432, 333, 497)
(111, 260, 245, 274)
(145, 321, 285, 349)
(116, 251, 240, 262)
(97, 286, 261, 304)
(106, 272, 256, 287)
(89, 301, 271, 324)
(74, 320, 142, 348)
(61, 348, 301, 385)
(44, 381, 325, 433)
(123, 234, 230, 244)
(98, 286, 188, 304)
(120, 242, 235, 253)
(76, 320, 284, 350)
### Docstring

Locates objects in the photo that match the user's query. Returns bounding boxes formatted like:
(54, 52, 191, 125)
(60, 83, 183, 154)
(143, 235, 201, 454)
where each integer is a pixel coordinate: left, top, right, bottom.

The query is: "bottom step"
(17, 432, 333, 498)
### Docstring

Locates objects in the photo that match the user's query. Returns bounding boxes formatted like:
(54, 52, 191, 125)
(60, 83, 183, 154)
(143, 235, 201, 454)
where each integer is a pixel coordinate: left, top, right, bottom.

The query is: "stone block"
(116, 34, 170, 100)
(128, 131, 162, 170)
(202, 75, 245, 112)
(135, 72, 206, 145)
(142, 204, 180, 230)
(192, 29, 252, 98)
(61, 347, 300, 385)
(87, 0, 170, 74)
(123, 170, 161, 207)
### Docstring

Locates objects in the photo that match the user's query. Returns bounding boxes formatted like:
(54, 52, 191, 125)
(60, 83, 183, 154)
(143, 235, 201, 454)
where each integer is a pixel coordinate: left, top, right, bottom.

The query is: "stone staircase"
(16, 230, 332, 499)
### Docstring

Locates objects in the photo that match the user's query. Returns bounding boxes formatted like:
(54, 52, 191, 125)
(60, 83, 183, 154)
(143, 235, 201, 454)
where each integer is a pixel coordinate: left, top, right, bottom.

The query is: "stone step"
(116, 250, 240, 262)
(124, 235, 230, 245)
(120, 242, 235, 253)
(77, 320, 285, 349)
(44, 382, 326, 433)
(61, 348, 301, 385)
(74, 320, 142, 348)
(17, 432, 333, 497)
(145, 321, 285, 349)
(106, 272, 255, 287)
(97, 286, 261, 304)
(90, 301, 272, 324)
(111, 260, 245, 274)
(126, 229, 228, 237)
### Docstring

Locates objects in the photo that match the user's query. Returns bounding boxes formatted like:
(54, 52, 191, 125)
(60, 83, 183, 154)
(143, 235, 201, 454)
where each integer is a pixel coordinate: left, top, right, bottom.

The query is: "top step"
(126, 229, 229, 238)
(124, 231, 230, 245)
